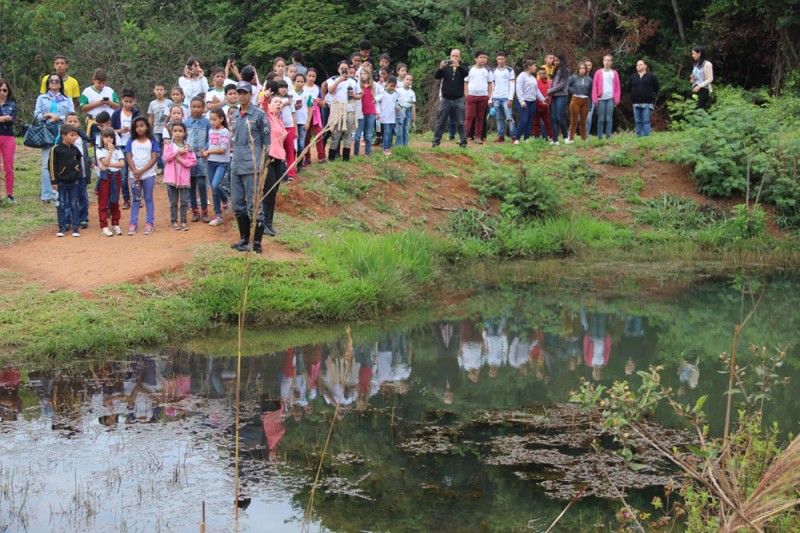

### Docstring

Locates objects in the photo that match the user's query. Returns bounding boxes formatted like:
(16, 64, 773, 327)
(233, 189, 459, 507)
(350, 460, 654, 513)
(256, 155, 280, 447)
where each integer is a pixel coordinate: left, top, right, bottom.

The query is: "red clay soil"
(0, 192, 303, 292)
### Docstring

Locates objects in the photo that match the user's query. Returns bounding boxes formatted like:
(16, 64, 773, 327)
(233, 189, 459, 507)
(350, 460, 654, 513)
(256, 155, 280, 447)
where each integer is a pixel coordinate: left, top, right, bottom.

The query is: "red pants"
(534, 103, 553, 138)
(465, 95, 489, 141)
(305, 123, 325, 163)
(97, 172, 122, 227)
(283, 126, 296, 178)
(0, 136, 15, 197)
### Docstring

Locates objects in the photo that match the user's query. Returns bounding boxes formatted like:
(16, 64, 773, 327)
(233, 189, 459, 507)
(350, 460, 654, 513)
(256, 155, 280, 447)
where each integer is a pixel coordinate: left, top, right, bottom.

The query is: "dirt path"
(0, 192, 302, 292)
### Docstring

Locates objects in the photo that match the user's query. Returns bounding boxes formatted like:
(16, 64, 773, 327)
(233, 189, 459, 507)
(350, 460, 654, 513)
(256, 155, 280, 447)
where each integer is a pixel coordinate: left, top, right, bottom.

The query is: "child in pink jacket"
(162, 121, 197, 230)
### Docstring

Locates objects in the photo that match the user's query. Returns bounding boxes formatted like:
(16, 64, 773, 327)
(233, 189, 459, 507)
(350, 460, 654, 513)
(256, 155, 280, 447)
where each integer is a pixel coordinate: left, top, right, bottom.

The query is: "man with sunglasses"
(39, 55, 81, 109)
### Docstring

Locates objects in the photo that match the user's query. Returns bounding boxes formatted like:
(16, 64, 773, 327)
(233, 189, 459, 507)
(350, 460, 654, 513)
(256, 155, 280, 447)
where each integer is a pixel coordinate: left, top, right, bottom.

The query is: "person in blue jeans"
(34, 75, 74, 203)
(49, 124, 82, 237)
(379, 77, 399, 154)
(628, 59, 660, 137)
(354, 66, 378, 156)
(547, 54, 571, 144)
(491, 52, 516, 142)
(591, 55, 621, 140)
(395, 74, 416, 146)
(203, 108, 230, 225)
(185, 96, 211, 221)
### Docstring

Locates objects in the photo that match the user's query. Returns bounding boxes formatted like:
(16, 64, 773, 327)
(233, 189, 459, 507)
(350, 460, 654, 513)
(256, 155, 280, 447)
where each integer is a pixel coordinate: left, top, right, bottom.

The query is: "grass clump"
(475, 163, 561, 219)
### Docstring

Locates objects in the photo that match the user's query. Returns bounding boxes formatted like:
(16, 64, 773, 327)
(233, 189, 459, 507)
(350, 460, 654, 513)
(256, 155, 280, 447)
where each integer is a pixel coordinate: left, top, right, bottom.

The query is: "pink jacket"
(591, 69, 621, 105)
(162, 142, 197, 188)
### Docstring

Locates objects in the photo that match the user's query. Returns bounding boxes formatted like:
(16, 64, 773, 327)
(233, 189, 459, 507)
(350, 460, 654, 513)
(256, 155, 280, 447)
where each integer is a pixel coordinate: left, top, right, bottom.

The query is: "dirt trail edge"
(0, 194, 302, 292)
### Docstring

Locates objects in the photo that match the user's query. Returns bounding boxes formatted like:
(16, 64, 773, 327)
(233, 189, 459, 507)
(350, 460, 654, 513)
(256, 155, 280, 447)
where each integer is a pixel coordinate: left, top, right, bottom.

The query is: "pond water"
(1, 272, 799, 532)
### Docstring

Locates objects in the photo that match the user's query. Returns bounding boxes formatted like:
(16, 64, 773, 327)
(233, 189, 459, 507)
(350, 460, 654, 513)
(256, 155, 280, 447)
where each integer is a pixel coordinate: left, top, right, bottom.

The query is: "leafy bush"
(634, 193, 723, 234)
(667, 90, 800, 225)
(475, 163, 561, 219)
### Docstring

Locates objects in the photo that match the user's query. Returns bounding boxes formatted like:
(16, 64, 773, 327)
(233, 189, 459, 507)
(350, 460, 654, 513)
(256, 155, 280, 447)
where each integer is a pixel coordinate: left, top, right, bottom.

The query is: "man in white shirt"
(464, 50, 493, 144)
(491, 52, 516, 142)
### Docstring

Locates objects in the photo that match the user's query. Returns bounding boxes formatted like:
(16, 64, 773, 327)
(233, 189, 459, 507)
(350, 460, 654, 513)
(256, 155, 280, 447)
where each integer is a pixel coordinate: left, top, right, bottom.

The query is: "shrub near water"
(188, 231, 439, 324)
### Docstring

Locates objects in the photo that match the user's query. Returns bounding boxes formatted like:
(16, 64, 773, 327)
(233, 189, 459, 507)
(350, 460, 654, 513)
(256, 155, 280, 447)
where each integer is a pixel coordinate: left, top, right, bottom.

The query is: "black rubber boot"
(264, 203, 277, 237)
(328, 148, 337, 162)
(231, 215, 251, 251)
(342, 147, 351, 162)
(252, 221, 265, 254)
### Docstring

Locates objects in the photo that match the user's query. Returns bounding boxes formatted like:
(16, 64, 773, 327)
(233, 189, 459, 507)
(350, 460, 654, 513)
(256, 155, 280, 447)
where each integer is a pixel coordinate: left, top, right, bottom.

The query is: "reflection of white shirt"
(459, 342, 484, 370)
(591, 337, 605, 366)
(509, 338, 532, 368)
(484, 332, 508, 367)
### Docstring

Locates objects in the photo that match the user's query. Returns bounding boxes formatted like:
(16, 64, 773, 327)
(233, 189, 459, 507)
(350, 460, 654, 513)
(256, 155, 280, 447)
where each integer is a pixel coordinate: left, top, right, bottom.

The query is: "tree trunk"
(671, 0, 686, 44)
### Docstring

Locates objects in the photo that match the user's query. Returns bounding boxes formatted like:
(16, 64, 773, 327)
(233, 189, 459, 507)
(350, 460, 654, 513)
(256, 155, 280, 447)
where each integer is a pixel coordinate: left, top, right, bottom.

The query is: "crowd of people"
(0, 43, 713, 245)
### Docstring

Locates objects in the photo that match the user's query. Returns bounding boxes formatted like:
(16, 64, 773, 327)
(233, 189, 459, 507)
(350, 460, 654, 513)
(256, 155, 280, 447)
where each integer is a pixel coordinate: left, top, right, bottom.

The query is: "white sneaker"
(513, 140, 520, 145)
(72, 230, 81, 237)
(112, 225, 122, 235)
(102, 227, 114, 237)
(549, 140, 560, 145)
(208, 217, 223, 226)
(56, 231, 65, 238)
(564, 138, 574, 144)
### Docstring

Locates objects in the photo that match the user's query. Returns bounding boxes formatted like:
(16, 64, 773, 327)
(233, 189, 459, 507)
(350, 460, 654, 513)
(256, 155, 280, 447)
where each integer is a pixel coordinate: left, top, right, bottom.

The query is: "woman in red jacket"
(591, 55, 621, 140)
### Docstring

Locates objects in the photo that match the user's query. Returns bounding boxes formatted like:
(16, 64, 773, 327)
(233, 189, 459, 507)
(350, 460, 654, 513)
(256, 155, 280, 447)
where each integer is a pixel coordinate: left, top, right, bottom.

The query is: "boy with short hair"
(40, 55, 81, 108)
(379, 76, 399, 155)
(112, 90, 140, 208)
(542, 54, 555, 79)
(395, 74, 416, 147)
(491, 52, 516, 142)
(148, 83, 169, 171)
(465, 50, 494, 144)
(80, 68, 120, 137)
(63, 112, 92, 228)
(50, 124, 83, 237)
(186, 96, 211, 222)
(379, 54, 393, 77)
(222, 83, 239, 116)
(205, 67, 229, 113)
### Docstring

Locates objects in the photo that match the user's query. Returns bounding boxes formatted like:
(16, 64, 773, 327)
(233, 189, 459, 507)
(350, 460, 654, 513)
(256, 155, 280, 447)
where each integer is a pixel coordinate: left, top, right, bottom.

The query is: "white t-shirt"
(466, 66, 494, 97)
(280, 96, 295, 128)
(125, 138, 160, 179)
(601, 70, 614, 100)
(492, 66, 516, 99)
(95, 147, 124, 174)
(295, 87, 314, 126)
(327, 76, 361, 112)
(205, 87, 226, 109)
(379, 90, 399, 123)
(80, 86, 119, 118)
(118, 110, 134, 146)
(147, 99, 170, 132)
(395, 86, 417, 109)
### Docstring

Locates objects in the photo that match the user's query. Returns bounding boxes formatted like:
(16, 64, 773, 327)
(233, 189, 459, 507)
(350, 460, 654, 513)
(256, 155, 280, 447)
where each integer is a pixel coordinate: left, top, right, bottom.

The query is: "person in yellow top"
(40, 56, 81, 109)
(541, 54, 555, 79)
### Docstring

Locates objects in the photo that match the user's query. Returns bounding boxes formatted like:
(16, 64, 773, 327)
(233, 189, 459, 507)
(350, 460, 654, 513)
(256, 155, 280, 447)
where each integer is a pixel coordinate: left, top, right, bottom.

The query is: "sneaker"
(513, 140, 520, 145)
(208, 216, 223, 226)
(5, 195, 15, 203)
(383, 149, 391, 155)
(112, 225, 122, 235)
(181, 223, 189, 231)
(172, 222, 180, 231)
(121, 201, 131, 209)
(549, 140, 560, 145)
(80, 221, 89, 229)
(494, 137, 505, 143)
(101, 227, 113, 237)
(128, 224, 137, 235)
(475, 139, 484, 144)
(143, 224, 153, 235)
(56, 231, 65, 238)
(201, 213, 211, 223)
(459, 142, 468, 149)
(72, 230, 81, 237)
(191, 212, 200, 222)
(564, 138, 574, 144)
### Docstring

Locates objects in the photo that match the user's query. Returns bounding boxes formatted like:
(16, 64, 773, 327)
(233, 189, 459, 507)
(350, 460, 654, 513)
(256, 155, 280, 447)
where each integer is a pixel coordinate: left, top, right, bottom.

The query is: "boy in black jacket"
(50, 124, 83, 237)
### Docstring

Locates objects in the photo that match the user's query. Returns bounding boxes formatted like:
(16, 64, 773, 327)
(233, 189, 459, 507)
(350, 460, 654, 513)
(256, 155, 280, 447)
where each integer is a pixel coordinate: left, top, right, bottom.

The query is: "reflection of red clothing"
(282, 348, 295, 378)
(529, 332, 545, 361)
(262, 407, 286, 453)
(358, 366, 373, 394)
(164, 375, 191, 399)
(0, 367, 20, 390)
(583, 335, 612, 367)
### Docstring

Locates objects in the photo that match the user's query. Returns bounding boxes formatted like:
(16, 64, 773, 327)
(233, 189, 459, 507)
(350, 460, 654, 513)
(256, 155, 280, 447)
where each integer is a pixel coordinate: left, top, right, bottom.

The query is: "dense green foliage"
(667, 90, 800, 226)
(1, 0, 798, 123)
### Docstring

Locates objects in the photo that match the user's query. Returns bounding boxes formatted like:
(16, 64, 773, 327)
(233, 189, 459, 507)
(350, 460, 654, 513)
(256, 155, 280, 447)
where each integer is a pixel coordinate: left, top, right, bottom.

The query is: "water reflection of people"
(375, 331, 412, 395)
(581, 308, 612, 380)
(621, 315, 647, 376)
(261, 398, 286, 462)
(483, 318, 508, 379)
(431, 321, 462, 404)
(678, 358, 700, 391)
(354, 342, 376, 411)
(0, 364, 22, 421)
(321, 339, 360, 411)
(459, 320, 486, 383)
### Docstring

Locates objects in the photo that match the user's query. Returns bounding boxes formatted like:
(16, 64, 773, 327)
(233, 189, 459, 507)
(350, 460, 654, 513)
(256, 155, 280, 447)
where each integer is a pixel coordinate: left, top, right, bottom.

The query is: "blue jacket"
(0, 100, 17, 136)
(185, 115, 210, 176)
(111, 106, 141, 130)
(34, 93, 74, 123)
